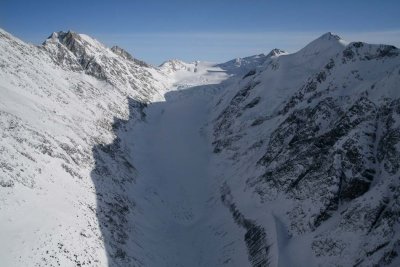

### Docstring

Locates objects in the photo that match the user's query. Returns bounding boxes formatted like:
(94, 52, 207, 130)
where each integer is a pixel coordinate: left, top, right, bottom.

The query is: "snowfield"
(1, 28, 400, 267)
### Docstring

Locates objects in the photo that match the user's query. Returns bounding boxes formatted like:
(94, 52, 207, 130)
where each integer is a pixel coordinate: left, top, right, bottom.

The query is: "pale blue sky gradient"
(1, 0, 399, 65)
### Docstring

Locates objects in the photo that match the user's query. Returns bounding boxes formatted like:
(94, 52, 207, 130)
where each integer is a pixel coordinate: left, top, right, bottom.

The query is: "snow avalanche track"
(90, 59, 260, 267)
(128, 85, 249, 266)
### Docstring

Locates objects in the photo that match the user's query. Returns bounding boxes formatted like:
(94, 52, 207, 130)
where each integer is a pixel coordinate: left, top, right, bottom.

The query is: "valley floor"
(128, 84, 249, 266)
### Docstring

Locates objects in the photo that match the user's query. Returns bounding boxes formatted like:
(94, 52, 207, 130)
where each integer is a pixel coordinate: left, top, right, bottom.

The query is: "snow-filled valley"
(128, 84, 249, 266)
(1, 28, 400, 267)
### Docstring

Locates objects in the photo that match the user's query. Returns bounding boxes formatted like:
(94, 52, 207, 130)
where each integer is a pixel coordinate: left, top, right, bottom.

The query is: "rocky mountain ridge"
(212, 32, 400, 266)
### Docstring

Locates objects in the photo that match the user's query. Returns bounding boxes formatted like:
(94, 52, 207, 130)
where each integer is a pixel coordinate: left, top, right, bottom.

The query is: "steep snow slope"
(0, 28, 171, 266)
(212, 33, 400, 266)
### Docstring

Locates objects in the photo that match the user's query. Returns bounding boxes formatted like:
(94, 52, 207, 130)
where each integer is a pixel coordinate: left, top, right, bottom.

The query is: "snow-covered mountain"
(216, 49, 287, 76)
(212, 32, 400, 266)
(42, 30, 168, 101)
(0, 28, 170, 267)
(1, 28, 399, 267)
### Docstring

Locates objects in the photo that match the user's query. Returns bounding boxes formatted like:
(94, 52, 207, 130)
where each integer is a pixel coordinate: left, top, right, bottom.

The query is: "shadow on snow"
(90, 84, 270, 266)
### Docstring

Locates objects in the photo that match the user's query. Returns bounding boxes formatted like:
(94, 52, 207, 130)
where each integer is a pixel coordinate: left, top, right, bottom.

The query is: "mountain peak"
(44, 30, 105, 52)
(46, 30, 79, 44)
(318, 32, 342, 41)
(296, 31, 347, 59)
(159, 59, 191, 70)
(267, 48, 286, 57)
(309, 32, 346, 47)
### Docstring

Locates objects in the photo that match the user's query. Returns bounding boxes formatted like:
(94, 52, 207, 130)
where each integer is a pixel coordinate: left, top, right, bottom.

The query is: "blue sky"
(1, 0, 400, 65)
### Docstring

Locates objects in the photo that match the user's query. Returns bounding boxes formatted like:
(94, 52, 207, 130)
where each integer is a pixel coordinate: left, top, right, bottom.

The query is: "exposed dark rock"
(243, 69, 256, 79)
(220, 183, 270, 267)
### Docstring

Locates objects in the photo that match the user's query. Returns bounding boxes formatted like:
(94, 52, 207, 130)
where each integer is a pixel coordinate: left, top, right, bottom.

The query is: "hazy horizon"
(2, 0, 400, 65)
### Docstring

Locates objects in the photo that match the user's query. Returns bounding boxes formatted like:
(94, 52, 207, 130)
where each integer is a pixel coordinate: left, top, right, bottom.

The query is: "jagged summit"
(44, 30, 100, 51)
(266, 48, 287, 57)
(44, 30, 105, 54)
(46, 30, 78, 42)
(318, 31, 342, 41)
(40, 29, 162, 99)
(45, 30, 151, 69)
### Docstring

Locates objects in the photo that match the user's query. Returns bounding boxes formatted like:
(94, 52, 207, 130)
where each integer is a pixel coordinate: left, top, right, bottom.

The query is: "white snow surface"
(129, 85, 249, 266)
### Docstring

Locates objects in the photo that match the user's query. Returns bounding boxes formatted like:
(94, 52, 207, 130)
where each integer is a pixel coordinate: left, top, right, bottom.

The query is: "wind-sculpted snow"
(1, 27, 400, 267)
